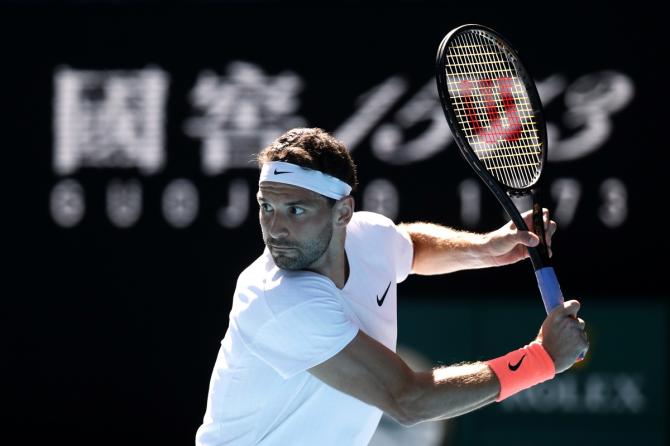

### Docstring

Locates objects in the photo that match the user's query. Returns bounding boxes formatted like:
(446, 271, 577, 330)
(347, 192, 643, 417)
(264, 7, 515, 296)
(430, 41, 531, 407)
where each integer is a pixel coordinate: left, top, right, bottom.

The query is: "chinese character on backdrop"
(185, 61, 307, 175)
(53, 67, 169, 175)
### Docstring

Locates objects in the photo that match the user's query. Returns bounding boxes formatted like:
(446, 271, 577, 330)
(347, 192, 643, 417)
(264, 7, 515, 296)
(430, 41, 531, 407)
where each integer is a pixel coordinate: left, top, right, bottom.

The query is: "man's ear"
(333, 196, 355, 227)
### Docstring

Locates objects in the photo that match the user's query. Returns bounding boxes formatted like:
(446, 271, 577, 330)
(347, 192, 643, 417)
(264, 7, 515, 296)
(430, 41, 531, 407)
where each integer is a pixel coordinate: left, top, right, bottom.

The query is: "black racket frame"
(435, 24, 551, 270)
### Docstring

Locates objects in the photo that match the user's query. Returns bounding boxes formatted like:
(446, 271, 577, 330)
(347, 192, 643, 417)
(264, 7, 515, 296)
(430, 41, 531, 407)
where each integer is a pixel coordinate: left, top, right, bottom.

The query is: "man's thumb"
(521, 231, 540, 247)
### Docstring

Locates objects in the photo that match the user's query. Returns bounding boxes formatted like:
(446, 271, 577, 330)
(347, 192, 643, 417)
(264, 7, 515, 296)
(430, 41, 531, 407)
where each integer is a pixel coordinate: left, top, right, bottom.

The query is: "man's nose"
(268, 212, 289, 239)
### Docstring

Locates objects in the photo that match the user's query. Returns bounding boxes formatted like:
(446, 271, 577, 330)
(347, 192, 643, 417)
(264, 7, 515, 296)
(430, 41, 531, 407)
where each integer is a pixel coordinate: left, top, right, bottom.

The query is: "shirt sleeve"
(392, 223, 414, 283)
(242, 289, 359, 380)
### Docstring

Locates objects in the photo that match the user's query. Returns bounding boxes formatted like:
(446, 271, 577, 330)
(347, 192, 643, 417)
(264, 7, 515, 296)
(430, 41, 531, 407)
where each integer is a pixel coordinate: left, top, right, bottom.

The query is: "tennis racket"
(435, 24, 569, 323)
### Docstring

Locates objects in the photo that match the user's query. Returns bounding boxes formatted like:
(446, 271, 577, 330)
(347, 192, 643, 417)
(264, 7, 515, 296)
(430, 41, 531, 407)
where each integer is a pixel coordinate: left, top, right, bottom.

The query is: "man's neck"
(306, 235, 349, 289)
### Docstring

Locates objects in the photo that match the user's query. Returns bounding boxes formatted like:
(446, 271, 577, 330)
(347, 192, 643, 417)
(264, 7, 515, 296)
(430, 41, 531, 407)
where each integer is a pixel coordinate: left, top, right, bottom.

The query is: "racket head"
(436, 24, 548, 194)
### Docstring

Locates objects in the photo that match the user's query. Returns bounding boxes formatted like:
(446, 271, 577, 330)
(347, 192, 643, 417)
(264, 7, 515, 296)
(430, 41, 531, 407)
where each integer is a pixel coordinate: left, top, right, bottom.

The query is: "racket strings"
(448, 35, 517, 188)
(467, 32, 538, 189)
(461, 31, 537, 189)
(456, 33, 518, 188)
(444, 30, 542, 189)
(468, 31, 538, 188)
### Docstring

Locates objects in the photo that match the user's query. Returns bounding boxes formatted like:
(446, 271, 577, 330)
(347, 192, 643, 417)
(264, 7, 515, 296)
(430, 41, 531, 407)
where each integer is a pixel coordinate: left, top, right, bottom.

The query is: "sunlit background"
(5, 1, 667, 445)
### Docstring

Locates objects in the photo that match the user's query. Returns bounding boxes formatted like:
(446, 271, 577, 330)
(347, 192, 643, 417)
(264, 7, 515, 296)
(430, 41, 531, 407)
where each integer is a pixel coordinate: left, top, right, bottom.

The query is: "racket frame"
(435, 23, 551, 271)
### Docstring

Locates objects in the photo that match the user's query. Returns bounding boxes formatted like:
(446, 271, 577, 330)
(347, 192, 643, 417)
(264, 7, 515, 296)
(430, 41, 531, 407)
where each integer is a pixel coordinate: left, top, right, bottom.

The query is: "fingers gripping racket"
(435, 25, 567, 320)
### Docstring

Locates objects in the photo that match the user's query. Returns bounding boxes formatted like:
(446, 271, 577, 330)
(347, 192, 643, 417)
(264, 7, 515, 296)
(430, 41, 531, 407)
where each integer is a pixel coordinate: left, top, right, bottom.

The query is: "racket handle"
(535, 266, 564, 314)
(534, 266, 585, 361)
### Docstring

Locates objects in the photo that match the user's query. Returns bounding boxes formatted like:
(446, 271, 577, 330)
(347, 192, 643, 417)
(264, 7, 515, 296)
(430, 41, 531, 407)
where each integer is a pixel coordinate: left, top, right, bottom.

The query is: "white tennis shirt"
(196, 211, 414, 446)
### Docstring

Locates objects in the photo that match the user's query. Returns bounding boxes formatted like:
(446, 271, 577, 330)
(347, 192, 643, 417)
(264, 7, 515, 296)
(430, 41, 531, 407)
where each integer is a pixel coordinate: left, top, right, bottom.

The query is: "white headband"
(259, 161, 352, 200)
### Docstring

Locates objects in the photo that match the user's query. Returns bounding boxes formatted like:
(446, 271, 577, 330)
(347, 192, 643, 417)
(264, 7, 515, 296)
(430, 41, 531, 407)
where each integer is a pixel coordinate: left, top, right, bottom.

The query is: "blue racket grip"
(535, 266, 564, 313)
(534, 266, 585, 361)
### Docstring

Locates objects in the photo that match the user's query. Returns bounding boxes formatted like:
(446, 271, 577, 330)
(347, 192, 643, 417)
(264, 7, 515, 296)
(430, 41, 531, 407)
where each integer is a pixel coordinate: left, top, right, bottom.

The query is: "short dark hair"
(257, 128, 358, 193)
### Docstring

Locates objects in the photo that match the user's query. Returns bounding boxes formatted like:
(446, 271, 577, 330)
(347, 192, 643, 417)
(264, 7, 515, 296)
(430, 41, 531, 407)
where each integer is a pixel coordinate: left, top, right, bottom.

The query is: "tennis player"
(195, 128, 588, 446)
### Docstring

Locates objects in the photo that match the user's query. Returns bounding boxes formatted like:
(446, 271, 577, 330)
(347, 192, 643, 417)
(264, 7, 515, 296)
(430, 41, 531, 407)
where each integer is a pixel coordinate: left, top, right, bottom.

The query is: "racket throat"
(531, 188, 550, 263)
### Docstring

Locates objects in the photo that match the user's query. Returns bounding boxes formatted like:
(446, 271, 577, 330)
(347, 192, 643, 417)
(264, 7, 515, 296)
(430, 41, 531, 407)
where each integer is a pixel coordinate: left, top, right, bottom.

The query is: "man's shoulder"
(347, 211, 413, 282)
(237, 252, 335, 298)
(349, 211, 397, 232)
(348, 211, 407, 244)
(236, 250, 273, 289)
(232, 256, 339, 326)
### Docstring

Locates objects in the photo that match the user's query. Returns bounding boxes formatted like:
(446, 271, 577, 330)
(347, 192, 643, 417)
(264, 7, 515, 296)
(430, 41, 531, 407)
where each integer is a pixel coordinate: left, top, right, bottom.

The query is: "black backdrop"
(4, 1, 667, 445)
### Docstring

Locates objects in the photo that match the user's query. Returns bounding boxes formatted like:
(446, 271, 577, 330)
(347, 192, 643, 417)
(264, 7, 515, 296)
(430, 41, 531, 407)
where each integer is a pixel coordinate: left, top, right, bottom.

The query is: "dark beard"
(265, 223, 333, 270)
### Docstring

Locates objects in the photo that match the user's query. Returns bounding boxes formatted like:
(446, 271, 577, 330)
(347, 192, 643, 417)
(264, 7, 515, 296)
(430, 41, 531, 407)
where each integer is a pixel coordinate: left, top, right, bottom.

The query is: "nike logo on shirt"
(273, 169, 291, 175)
(376, 281, 392, 307)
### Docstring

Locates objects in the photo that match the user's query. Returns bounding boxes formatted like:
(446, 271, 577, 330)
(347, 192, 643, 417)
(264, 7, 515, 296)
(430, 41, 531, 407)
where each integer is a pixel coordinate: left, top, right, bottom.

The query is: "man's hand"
(536, 300, 589, 373)
(483, 208, 557, 266)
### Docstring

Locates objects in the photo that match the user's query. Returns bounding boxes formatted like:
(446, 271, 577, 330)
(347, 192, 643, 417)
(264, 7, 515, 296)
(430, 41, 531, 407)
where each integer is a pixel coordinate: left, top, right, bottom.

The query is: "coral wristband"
(486, 341, 556, 402)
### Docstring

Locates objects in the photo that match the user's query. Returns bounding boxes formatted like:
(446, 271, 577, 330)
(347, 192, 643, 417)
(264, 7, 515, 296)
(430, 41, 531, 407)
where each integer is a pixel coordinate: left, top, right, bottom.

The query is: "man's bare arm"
(399, 222, 490, 275)
(400, 208, 556, 275)
(309, 301, 586, 426)
(308, 330, 499, 426)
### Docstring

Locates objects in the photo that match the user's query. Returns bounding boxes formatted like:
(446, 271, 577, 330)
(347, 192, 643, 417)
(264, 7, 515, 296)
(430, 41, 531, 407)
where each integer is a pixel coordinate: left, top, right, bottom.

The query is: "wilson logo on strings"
(458, 77, 523, 145)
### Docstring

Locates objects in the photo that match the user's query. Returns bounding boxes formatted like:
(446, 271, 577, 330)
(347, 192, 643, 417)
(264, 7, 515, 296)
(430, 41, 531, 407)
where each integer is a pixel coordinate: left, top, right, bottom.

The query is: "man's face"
(257, 182, 334, 270)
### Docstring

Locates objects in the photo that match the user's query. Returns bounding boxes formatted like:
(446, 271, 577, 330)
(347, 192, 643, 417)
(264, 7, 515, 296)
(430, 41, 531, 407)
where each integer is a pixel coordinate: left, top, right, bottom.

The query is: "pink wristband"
(486, 341, 556, 402)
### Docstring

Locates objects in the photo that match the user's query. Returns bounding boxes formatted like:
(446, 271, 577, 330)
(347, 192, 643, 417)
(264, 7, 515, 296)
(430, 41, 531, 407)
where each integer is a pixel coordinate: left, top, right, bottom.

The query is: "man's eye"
(260, 203, 272, 212)
(289, 206, 305, 216)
